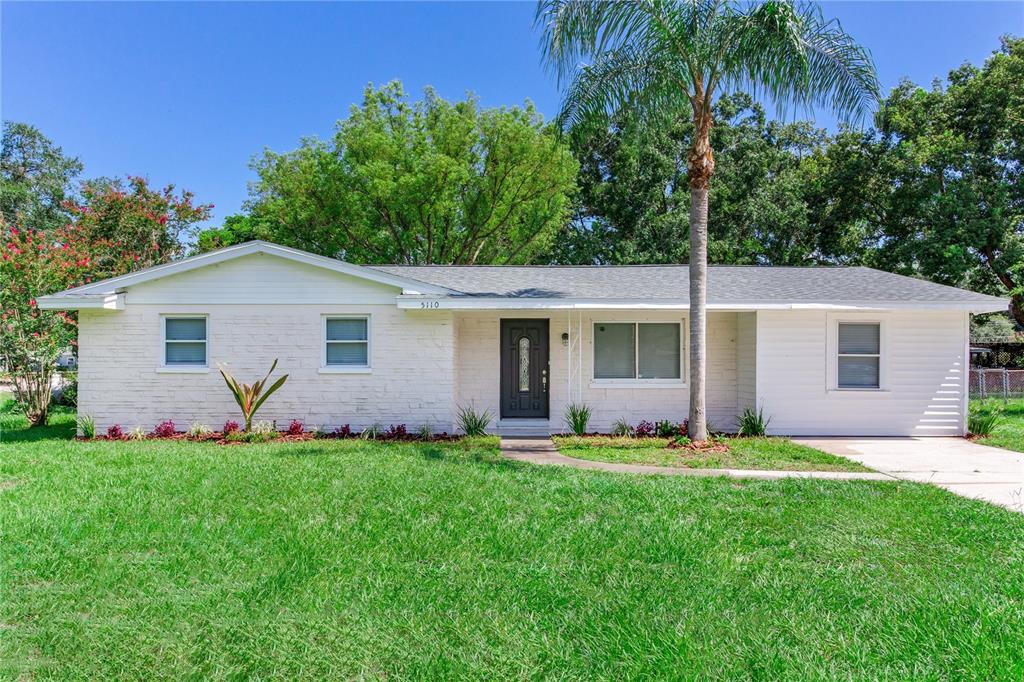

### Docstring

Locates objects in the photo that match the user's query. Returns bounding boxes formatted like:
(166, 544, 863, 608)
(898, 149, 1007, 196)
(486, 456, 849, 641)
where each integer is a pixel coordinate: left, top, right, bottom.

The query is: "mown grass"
(976, 398, 1024, 453)
(553, 435, 872, 472)
(1, 402, 1023, 679)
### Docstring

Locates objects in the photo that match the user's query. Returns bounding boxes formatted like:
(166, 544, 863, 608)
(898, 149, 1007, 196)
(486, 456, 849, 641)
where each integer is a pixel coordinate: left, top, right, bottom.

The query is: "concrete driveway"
(794, 437, 1024, 512)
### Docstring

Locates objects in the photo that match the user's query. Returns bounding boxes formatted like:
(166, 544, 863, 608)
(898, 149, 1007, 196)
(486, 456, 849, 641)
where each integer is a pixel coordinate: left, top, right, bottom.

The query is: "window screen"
(325, 317, 369, 366)
(838, 323, 880, 388)
(164, 317, 207, 366)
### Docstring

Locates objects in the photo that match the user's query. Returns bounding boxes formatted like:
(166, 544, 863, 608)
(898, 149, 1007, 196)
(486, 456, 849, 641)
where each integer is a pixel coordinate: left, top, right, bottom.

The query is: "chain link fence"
(970, 368, 1024, 399)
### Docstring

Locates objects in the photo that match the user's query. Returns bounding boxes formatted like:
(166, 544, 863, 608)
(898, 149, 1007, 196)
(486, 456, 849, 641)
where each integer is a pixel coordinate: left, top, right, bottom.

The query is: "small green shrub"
(418, 423, 434, 440)
(456, 404, 493, 437)
(611, 418, 633, 437)
(361, 423, 383, 440)
(737, 405, 771, 437)
(225, 421, 277, 443)
(564, 402, 592, 436)
(77, 414, 96, 439)
(655, 419, 681, 438)
(127, 426, 147, 441)
(968, 401, 1003, 436)
(187, 422, 213, 438)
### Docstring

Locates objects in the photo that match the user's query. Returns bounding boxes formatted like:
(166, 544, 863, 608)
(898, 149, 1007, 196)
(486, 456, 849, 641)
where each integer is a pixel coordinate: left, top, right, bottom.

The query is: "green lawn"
(553, 435, 872, 472)
(976, 398, 1024, 453)
(2, 405, 1024, 679)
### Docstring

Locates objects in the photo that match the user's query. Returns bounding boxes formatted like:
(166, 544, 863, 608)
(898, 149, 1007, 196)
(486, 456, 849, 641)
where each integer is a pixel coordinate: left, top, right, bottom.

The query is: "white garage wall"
(756, 310, 968, 436)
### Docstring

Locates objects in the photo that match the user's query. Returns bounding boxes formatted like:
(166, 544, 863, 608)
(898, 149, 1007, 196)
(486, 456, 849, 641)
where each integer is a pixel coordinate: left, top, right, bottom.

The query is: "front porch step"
(496, 419, 553, 437)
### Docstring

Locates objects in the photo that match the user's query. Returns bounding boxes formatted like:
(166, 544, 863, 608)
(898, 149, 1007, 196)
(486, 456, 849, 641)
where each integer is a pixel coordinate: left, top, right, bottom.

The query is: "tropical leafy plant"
(218, 359, 289, 432)
(418, 423, 434, 440)
(564, 402, 592, 436)
(737, 405, 771, 437)
(127, 426, 147, 441)
(968, 401, 1003, 437)
(106, 424, 123, 440)
(187, 422, 212, 438)
(611, 418, 633, 437)
(537, 0, 879, 440)
(456, 404, 493, 437)
(77, 414, 95, 439)
(361, 423, 383, 440)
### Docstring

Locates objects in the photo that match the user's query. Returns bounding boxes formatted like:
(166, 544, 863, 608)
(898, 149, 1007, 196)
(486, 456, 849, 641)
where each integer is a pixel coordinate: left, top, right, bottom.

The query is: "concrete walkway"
(500, 437, 894, 482)
(794, 437, 1024, 512)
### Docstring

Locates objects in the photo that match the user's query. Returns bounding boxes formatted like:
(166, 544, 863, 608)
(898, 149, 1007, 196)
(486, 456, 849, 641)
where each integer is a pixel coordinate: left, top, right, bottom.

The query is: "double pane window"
(325, 317, 369, 367)
(594, 322, 681, 380)
(164, 317, 207, 366)
(837, 323, 880, 388)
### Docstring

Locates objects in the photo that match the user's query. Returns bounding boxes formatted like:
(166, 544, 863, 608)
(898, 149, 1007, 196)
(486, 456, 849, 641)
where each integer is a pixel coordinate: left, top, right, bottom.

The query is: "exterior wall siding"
(78, 304, 455, 432)
(755, 310, 967, 436)
(736, 312, 757, 416)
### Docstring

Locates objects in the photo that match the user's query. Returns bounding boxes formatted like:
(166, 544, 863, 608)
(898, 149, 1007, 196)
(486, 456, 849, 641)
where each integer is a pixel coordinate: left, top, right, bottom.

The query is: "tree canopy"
(224, 82, 578, 264)
(1, 121, 83, 233)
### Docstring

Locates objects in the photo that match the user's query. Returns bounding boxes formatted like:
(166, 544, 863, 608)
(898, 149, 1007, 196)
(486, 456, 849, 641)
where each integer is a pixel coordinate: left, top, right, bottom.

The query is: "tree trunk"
(686, 102, 715, 442)
(688, 185, 709, 441)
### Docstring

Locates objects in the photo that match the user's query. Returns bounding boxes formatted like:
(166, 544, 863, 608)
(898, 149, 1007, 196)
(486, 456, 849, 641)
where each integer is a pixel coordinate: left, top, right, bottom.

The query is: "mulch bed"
(77, 432, 460, 446)
(666, 439, 730, 454)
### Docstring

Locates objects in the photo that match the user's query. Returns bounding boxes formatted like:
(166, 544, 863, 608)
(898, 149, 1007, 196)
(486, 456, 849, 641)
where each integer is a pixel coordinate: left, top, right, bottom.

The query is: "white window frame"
(158, 314, 209, 373)
(320, 314, 372, 374)
(590, 319, 686, 387)
(828, 316, 888, 392)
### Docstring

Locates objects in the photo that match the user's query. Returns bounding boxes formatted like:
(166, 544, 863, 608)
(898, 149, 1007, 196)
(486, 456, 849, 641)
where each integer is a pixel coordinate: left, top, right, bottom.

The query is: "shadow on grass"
(0, 397, 76, 443)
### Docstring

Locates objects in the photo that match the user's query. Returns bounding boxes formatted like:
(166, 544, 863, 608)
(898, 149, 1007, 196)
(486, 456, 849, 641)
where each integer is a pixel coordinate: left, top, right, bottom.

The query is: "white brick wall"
(79, 305, 456, 433)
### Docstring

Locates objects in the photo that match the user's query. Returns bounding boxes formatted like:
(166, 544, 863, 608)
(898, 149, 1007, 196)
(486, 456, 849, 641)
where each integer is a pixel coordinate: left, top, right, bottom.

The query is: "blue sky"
(3, 1, 1021, 229)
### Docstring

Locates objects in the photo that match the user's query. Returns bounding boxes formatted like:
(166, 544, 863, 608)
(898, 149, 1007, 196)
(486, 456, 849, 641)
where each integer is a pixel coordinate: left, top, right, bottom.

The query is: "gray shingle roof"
(370, 264, 1006, 305)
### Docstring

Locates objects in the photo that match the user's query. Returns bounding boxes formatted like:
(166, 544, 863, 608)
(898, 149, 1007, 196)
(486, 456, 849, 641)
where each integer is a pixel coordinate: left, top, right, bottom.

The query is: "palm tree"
(537, 0, 879, 440)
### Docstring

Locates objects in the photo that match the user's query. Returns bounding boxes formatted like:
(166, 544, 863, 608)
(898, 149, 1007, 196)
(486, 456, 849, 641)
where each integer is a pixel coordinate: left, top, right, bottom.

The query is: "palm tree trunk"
(687, 103, 714, 442)
(688, 185, 708, 441)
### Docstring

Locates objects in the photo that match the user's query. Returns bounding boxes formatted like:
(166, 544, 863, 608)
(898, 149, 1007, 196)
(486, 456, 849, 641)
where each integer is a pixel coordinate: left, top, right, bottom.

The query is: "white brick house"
(38, 241, 1006, 436)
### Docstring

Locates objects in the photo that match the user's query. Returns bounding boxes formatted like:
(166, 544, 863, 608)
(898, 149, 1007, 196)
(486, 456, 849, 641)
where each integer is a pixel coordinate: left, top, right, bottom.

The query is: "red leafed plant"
(222, 420, 240, 435)
(153, 420, 176, 438)
(288, 420, 304, 436)
(106, 424, 124, 439)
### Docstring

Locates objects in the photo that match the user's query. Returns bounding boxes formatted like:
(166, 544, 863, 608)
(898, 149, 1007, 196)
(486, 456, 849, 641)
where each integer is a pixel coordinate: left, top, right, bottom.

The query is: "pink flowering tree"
(1, 177, 210, 425)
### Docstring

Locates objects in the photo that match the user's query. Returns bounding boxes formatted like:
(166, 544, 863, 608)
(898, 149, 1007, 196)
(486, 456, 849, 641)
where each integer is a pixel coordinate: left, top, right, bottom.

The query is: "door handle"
(542, 368, 548, 392)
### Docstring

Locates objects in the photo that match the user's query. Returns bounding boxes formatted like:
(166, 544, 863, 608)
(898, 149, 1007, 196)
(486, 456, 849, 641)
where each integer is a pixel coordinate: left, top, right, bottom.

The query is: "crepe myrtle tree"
(0, 225, 135, 425)
(537, 0, 879, 440)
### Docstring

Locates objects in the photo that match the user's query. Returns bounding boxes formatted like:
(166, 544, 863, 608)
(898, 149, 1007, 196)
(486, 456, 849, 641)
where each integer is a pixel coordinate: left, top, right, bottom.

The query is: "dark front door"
(500, 319, 549, 419)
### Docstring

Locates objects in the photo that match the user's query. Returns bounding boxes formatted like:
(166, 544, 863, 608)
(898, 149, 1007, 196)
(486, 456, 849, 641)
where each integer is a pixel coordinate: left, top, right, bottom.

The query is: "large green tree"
(0, 122, 83, 233)
(556, 94, 867, 266)
(867, 36, 1023, 323)
(537, 0, 879, 439)
(240, 82, 578, 264)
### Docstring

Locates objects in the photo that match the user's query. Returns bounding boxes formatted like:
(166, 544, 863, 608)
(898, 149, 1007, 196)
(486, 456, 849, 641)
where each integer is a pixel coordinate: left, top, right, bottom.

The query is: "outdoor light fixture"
(561, 332, 569, 346)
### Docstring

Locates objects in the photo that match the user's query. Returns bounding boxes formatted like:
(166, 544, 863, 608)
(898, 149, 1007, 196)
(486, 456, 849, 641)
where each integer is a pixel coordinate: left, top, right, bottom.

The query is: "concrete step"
(496, 420, 553, 437)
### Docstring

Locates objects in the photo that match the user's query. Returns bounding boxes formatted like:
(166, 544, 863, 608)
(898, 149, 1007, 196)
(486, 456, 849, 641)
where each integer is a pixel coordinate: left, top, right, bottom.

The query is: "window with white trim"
(837, 322, 880, 388)
(163, 317, 207, 366)
(594, 322, 681, 380)
(324, 316, 369, 367)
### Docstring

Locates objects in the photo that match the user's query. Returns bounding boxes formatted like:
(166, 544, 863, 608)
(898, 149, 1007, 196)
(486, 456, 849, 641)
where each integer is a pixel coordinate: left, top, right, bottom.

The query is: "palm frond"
(556, 45, 691, 129)
(715, 1, 879, 122)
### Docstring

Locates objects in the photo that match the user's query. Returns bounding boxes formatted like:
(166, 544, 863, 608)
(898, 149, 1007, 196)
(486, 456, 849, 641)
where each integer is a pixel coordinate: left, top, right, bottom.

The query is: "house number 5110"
(419, 301, 440, 309)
